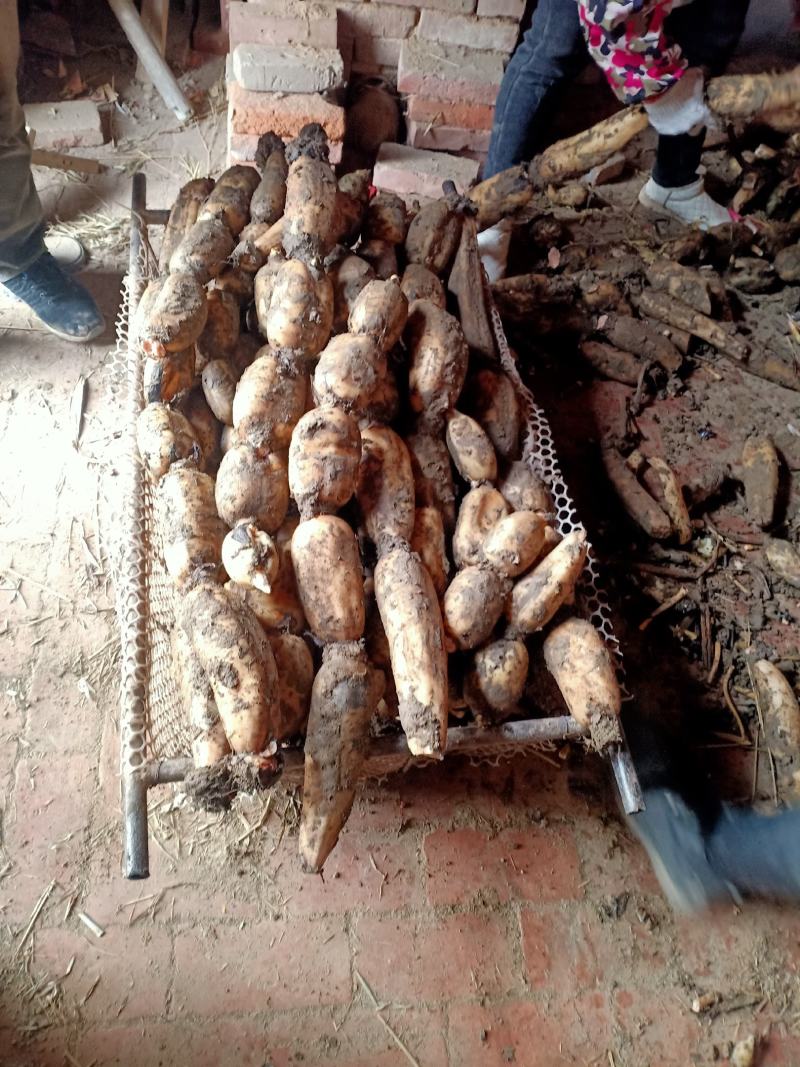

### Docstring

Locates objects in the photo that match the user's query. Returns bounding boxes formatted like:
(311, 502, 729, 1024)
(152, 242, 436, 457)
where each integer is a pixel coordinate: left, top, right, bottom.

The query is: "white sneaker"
(638, 176, 734, 230)
(477, 218, 512, 283)
(44, 233, 87, 273)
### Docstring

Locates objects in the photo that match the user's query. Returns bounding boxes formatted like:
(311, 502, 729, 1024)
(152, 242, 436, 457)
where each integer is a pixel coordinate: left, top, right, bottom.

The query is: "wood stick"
(31, 149, 104, 175)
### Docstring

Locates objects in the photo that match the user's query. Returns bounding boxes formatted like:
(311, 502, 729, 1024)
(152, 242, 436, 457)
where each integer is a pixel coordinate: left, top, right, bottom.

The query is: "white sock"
(639, 176, 733, 230)
(477, 219, 512, 283)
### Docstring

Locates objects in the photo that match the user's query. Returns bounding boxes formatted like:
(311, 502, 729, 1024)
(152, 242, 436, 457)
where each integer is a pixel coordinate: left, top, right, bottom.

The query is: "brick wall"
(227, 0, 525, 177)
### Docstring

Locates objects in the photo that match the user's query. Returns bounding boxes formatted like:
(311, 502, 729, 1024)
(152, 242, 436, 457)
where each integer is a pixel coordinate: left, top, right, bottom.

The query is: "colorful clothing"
(577, 0, 693, 105)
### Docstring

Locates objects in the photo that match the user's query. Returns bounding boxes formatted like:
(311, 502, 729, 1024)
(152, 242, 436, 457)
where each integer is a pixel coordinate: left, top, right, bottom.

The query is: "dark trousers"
(485, 0, 751, 181)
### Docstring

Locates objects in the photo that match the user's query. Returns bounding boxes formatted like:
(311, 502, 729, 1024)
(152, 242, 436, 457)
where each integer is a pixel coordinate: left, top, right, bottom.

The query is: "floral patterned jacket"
(577, 0, 694, 106)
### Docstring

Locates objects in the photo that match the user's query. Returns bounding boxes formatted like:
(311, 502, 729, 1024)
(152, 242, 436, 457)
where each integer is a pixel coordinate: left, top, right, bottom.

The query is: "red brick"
(373, 143, 479, 199)
(612, 989, 701, 1063)
(1, 1028, 70, 1067)
(424, 826, 582, 906)
(264, 1006, 449, 1067)
(376, 0, 474, 13)
(417, 10, 519, 51)
(674, 907, 768, 983)
(477, 0, 525, 17)
(24, 100, 104, 151)
(353, 911, 520, 1001)
(228, 0, 337, 49)
(761, 1031, 800, 1066)
(408, 120, 491, 154)
(269, 830, 421, 915)
(573, 815, 662, 898)
(26, 651, 100, 755)
(76, 1021, 269, 1067)
(338, 2, 418, 39)
(32, 925, 172, 1020)
(447, 995, 612, 1066)
(228, 82, 346, 141)
(173, 918, 351, 1012)
(398, 39, 505, 105)
(353, 36, 404, 69)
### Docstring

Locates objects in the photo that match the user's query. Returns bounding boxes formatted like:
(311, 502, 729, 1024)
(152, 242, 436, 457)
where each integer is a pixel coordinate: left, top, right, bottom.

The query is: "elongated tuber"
(506, 529, 588, 633)
(291, 515, 366, 643)
(543, 616, 621, 733)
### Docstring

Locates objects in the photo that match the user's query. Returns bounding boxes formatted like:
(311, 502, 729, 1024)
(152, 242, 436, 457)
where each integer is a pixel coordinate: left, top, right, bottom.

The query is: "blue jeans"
(484, 0, 751, 181)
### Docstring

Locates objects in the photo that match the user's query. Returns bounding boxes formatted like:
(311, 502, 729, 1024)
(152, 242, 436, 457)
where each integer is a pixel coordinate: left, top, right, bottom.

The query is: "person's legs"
(0, 0, 46, 282)
(0, 4, 104, 341)
(484, 0, 587, 178)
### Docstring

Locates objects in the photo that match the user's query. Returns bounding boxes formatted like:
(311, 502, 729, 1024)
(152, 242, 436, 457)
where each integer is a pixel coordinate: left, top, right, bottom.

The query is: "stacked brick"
(399, 0, 523, 169)
(227, 0, 347, 166)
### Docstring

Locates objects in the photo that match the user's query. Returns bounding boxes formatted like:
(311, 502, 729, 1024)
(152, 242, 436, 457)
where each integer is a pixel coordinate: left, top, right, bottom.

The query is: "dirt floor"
(2, 8, 800, 1067)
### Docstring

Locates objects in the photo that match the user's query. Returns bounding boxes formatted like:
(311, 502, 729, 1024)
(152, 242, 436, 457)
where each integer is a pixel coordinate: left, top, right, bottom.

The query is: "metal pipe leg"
(123, 772, 150, 879)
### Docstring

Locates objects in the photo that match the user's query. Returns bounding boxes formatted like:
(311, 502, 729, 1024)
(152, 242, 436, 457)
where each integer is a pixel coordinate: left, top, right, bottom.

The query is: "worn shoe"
(2, 251, 105, 342)
(44, 232, 87, 273)
(626, 788, 737, 914)
(477, 218, 512, 283)
(706, 804, 800, 903)
(638, 176, 735, 230)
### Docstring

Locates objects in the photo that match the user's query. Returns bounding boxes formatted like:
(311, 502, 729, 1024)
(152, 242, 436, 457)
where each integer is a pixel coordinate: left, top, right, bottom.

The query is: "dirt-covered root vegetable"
(407, 432, 457, 531)
(232, 348, 308, 451)
(282, 143, 338, 263)
(289, 407, 361, 518)
(179, 387, 223, 475)
(136, 272, 208, 356)
(313, 333, 397, 424)
(198, 165, 261, 236)
(225, 555, 306, 633)
(400, 264, 447, 309)
(405, 198, 462, 276)
(453, 486, 511, 569)
(222, 521, 280, 593)
(482, 511, 547, 578)
(358, 238, 398, 281)
(168, 218, 236, 284)
(410, 507, 449, 597)
(406, 300, 469, 434)
(348, 277, 408, 352)
(374, 545, 449, 758)
(180, 579, 279, 753)
(250, 132, 288, 225)
(363, 191, 408, 245)
(268, 633, 314, 740)
(171, 625, 219, 734)
(211, 263, 255, 306)
(602, 447, 672, 541)
(543, 617, 621, 733)
(299, 643, 384, 872)
(765, 537, 800, 589)
(498, 461, 554, 516)
(465, 638, 529, 718)
(356, 426, 415, 553)
(201, 359, 238, 426)
(751, 659, 800, 791)
(468, 369, 520, 460)
(266, 258, 334, 360)
(253, 252, 285, 335)
(291, 515, 366, 643)
(137, 403, 202, 483)
(192, 721, 231, 768)
(470, 165, 533, 230)
(156, 467, 227, 586)
(195, 289, 240, 371)
(159, 177, 215, 273)
(506, 530, 588, 634)
(446, 411, 497, 486)
(443, 565, 508, 650)
(739, 435, 780, 529)
(539, 525, 562, 559)
(331, 254, 375, 333)
(333, 169, 372, 245)
(215, 443, 289, 531)
(144, 346, 196, 405)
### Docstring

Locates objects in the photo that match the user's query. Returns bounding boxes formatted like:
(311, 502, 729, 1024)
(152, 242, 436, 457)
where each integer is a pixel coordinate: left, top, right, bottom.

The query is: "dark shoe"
(706, 804, 800, 903)
(2, 251, 105, 342)
(626, 789, 737, 914)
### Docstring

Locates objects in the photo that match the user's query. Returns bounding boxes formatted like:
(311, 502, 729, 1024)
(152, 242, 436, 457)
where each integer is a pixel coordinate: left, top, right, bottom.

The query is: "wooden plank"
(137, 0, 169, 82)
(30, 148, 105, 174)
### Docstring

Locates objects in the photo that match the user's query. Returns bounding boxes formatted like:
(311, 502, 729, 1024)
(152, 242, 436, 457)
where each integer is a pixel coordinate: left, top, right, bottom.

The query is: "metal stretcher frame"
(118, 172, 643, 880)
